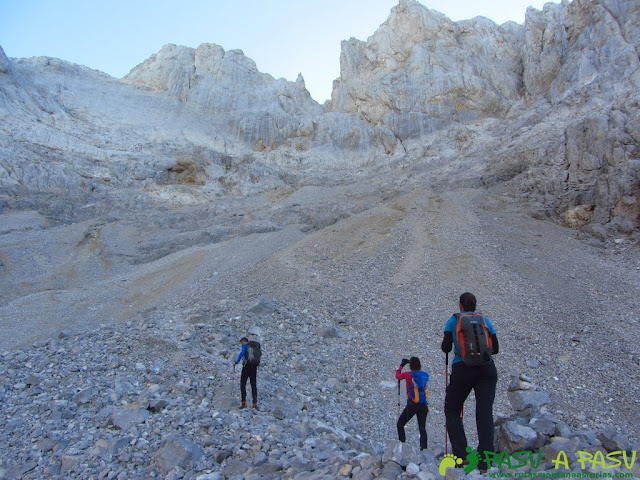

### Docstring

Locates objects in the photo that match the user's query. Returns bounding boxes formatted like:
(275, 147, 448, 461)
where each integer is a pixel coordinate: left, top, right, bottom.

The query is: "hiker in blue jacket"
(235, 337, 258, 409)
(441, 292, 499, 471)
(396, 356, 430, 450)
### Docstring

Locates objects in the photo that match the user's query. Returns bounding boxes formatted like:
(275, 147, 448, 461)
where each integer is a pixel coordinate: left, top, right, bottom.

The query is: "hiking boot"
(252, 402, 258, 409)
(239, 401, 247, 409)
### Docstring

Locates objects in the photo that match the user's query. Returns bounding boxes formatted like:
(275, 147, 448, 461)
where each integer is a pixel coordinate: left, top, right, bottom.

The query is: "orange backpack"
(409, 372, 430, 404)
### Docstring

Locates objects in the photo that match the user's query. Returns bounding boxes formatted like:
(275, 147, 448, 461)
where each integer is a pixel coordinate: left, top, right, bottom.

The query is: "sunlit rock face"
(1, 0, 638, 236)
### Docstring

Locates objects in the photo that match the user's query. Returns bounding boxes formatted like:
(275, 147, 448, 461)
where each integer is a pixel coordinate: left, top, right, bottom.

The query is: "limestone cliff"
(329, 0, 524, 135)
(124, 43, 322, 151)
(0, 0, 638, 238)
(327, 0, 639, 236)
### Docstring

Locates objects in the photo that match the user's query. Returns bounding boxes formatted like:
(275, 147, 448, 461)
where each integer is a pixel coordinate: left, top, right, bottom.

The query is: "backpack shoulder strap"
(409, 372, 418, 403)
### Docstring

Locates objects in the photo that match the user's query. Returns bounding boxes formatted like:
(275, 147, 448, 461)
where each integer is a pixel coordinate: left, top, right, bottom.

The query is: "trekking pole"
(232, 363, 236, 391)
(445, 352, 449, 455)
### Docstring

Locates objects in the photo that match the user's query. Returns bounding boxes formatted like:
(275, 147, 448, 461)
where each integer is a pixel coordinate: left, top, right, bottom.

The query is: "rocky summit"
(1, 0, 639, 479)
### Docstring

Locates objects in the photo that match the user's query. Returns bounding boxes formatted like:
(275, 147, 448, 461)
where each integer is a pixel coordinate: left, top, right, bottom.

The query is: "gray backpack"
(454, 313, 493, 366)
(246, 340, 262, 366)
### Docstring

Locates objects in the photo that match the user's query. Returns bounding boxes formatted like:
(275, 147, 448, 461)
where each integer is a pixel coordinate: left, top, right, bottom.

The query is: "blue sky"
(1, 0, 558, 103)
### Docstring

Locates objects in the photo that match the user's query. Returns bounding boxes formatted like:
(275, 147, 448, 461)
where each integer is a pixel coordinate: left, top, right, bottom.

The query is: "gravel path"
(186, 186, 640, 447)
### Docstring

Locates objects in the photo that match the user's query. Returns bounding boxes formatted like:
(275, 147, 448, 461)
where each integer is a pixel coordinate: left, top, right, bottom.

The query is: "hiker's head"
(240, 337, 249, 345)
(409, 357, 421, 372)
(459, 292, 477, 312)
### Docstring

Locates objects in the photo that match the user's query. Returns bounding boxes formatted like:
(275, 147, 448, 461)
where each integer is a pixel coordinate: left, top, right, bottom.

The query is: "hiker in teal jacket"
(441, 292, 499, 471)
(396, 356, 429, 450)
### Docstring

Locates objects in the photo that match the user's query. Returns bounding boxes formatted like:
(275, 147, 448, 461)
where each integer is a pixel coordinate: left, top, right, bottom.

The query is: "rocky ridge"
(329, 0, 640, 237)
(1, 0, 639, 238)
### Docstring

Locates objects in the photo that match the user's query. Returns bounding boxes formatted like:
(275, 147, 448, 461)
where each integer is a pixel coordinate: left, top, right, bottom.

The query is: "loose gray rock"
(382, 440, 423, 467)
(508, 390, 551, 411)
(154, 436, 203, 474)
(597, 429, 632, 453)
(542, 437, 580, 465)
(88, 437, 128, 460)
(497, 421, 538, 452)
(110, 406, 150, 431)
(529, 418, 556, 437)
(248, 297, 279, 316)
(72, 387, 94, 406)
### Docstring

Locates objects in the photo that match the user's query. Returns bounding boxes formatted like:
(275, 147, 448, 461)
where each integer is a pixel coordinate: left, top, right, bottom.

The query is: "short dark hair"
(409, 357, 421, 371)
(240, 337, 249, 343)
(459, 292, 477, 311)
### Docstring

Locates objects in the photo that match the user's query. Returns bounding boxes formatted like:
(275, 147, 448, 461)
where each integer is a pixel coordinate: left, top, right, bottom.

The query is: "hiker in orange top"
(396, 356, 430, 450)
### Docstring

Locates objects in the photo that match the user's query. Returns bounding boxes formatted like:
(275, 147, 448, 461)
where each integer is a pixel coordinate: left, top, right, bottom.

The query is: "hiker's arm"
(441, 331, 453, 353)
(235, 344, 247, 364)
(395, 358, 409, 378)
(485, 317, 499, 355)
(441, 316, 455, 353)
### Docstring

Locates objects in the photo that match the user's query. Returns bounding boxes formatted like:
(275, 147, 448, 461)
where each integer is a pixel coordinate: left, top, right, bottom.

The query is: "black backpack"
(455, 313, 493, 366)
(246, 340, 262, 366)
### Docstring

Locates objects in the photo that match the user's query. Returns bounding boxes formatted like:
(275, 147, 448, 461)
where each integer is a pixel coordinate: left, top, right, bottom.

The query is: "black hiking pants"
(240, 363, 258, 404)
(445, 361, 497, 464)
(397, 401, 429, 450)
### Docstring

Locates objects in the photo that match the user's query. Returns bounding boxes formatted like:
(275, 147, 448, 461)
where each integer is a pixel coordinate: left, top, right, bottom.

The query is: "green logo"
(437, 449, 637, 477)
(438, 453, 463, 476)
(438, 447, 482, 475)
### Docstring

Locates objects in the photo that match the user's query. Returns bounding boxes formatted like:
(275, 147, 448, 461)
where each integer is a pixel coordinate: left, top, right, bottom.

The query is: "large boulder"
(153, 436, 203, 474)
(496, 421, 539, 452)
